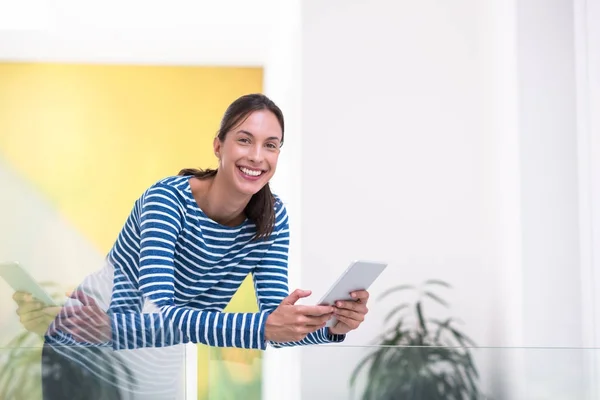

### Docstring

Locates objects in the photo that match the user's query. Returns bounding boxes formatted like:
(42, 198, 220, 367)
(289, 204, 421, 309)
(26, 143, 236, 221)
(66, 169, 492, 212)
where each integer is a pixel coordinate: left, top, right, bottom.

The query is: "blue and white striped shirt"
(102, 175, 343, 350)
(41, 176, 344, 398)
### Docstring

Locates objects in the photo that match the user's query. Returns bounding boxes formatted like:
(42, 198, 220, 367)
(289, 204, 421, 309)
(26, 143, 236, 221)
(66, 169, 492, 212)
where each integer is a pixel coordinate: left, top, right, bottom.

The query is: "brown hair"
(179, 93, 285, 241)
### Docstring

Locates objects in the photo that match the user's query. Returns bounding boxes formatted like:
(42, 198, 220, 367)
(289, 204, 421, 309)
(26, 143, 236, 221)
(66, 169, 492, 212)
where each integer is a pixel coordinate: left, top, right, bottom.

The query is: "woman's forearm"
(110, 307, 271, 350)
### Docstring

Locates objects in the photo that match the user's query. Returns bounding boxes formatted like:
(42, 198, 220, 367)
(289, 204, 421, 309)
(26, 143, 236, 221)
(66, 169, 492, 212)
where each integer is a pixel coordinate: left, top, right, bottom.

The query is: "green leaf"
(429, 318, 456, 343)
(383, 304, 409, 323)
(424, 279, 451, 288)
(449, 327, 477, 348)
(423, 291, 449, 307)
(349, 351, 378, 387)
(416, 301, 428, 335)
(377, 284, 415, 300)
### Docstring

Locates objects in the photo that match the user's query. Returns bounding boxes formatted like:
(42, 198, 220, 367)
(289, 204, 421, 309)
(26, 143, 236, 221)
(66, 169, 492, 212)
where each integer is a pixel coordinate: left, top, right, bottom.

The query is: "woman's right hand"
(12, 291, 60, 336)
(264, 289, 334, 343)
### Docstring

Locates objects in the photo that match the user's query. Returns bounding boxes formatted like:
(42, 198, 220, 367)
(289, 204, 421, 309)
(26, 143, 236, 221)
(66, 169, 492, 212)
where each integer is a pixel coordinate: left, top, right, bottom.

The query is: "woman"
(14, 93, 370, 398)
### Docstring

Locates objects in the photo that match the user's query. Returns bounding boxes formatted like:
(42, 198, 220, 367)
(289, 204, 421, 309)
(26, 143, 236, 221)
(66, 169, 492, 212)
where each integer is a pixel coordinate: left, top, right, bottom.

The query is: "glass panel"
(206, 347, 263, 400)
(0, 343, 188, 400)
(207, 344, 600, 400)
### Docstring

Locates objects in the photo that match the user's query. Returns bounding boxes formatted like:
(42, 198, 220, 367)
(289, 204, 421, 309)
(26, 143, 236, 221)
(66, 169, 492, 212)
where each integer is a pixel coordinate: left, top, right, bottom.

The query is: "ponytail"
(245, 182, 276, 240)
(178, 168, 217, 179)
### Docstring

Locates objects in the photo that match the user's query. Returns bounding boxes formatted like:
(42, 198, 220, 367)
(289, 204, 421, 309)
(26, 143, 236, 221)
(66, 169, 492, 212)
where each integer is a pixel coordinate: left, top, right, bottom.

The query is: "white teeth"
(239, 167, 263, 177)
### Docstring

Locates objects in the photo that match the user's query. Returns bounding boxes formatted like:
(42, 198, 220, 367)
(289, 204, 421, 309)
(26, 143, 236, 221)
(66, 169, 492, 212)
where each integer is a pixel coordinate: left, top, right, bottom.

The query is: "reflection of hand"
(329, 290, 370, 335)
(265, 289, 334, 343)
(47, 290, 112, 344)
(12, 291, 60, 336)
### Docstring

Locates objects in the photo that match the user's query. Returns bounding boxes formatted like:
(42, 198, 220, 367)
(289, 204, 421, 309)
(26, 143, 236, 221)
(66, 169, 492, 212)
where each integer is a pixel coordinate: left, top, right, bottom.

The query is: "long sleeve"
(109, 184, 270, 351)
(251, 202, 346, 348)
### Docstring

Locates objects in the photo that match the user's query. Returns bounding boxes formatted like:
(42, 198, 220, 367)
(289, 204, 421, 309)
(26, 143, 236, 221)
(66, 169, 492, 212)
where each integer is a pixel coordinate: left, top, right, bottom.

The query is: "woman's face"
(214, 109, 282, 196)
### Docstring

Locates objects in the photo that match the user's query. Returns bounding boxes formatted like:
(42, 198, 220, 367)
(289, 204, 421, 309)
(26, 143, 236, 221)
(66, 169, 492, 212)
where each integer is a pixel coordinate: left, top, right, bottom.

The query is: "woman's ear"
(213, 137, 221, 159)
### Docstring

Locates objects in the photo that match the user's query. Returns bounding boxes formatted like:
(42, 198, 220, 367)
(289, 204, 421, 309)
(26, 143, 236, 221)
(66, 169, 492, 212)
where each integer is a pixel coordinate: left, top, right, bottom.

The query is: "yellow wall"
(0, 62, 264, 399)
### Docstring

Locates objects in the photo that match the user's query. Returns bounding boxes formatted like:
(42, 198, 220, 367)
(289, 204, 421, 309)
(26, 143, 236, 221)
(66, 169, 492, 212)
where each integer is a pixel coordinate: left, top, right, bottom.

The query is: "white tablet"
(0, 261, 57, 305)
(318, 260, 388, 328)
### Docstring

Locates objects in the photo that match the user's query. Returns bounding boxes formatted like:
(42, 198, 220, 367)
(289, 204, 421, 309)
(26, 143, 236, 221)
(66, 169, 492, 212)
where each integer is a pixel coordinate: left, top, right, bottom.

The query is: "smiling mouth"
(238, 166, 265, 177)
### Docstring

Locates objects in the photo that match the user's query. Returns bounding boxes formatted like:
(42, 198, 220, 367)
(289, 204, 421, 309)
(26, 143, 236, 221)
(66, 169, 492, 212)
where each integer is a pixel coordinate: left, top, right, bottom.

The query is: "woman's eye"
(266, 143, 277, 149)
(238, 138, 250, 144)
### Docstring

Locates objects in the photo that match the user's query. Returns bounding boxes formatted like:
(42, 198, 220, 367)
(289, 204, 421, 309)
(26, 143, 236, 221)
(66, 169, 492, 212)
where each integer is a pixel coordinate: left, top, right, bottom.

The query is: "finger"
(334, 300, 362, 312)
(295, 305, 335, 316)
(282, 289, 312, 305)
(351, 290, 369, 302)
(24, 313, 53, 326)
(50, 305, 86, 318)
(70, 290, 100, 307)
(297, 321, 328, 336)
(23, 310, 55, 327)
(20, 309, 48, 323)
(12, 291, 31, 304)
(333, 307, 365, 322)
(24, 319, 52, 334)
(297, 312, 334, 327)
(16, 301, 44, 315)
(41, 306, 63, 318)
(61, 305, 102, 319)
(307, 323, 328, 334)
(334, 314, 360, 329)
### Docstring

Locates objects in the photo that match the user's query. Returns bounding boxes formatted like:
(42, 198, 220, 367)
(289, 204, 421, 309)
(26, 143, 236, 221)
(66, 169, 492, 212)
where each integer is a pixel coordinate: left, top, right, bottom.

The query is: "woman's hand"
(265, 289, 334, 343)
(328, 290, 370, 335)
(12, 291, 60, 336)
(48, 290, 112, 344)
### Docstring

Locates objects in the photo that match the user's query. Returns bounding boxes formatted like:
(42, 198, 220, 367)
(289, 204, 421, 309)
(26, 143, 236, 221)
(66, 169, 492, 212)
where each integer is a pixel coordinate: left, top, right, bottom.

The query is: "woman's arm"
(251, 201, 346, 348)
(109, 183, 270, 351)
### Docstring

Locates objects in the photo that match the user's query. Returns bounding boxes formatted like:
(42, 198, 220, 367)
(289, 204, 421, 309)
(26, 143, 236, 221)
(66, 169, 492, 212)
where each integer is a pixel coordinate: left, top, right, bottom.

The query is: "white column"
(261, 0, 303, 399)
(479, 0, 523, 397)
(588, 0, 600, 351)
(516, 0, 584, 397)
(575, 0, 600, 398)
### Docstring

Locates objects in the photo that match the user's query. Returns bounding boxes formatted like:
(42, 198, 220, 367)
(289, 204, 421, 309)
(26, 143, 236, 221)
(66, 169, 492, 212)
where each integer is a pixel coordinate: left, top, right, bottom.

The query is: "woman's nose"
(248, 145, 264, 162)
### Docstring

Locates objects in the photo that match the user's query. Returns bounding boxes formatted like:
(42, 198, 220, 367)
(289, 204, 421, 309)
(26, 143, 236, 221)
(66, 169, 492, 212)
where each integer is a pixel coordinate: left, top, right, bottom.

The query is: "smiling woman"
(13, 92, 372, 399)
(179, 93, 285, 240)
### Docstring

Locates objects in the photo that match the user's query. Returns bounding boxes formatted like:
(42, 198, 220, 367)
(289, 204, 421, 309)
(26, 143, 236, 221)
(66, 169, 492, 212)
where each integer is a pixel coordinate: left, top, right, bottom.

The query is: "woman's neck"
(190, 174, 250, 226)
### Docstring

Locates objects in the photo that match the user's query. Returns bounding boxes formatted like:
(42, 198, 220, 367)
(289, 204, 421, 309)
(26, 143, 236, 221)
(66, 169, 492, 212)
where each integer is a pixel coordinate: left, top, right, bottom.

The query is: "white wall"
(300, 0, 493, 398)
(299, 0, 590, 399)
(0, 0, 275, 66)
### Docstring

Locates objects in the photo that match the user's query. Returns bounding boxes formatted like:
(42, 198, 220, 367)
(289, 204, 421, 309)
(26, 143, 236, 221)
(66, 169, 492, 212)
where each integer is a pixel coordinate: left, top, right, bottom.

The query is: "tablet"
(318, 260, 388, 328)
(0, 261, 57, 305)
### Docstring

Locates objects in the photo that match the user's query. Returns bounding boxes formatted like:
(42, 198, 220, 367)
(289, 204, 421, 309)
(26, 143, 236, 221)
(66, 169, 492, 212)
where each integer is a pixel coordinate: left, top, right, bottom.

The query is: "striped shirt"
(42, 175, 343, 398)
(53, 175, 343, 350)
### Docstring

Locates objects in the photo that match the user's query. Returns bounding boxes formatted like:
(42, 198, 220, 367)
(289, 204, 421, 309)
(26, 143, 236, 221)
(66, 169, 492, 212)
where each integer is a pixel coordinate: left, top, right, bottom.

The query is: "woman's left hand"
(328, 290, 370, 335)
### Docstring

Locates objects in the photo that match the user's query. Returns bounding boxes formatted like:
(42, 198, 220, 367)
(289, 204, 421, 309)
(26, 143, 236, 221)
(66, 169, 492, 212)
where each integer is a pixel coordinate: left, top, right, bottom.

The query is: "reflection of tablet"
(318, 260, 388, 328)
(0, 261, 57, 305)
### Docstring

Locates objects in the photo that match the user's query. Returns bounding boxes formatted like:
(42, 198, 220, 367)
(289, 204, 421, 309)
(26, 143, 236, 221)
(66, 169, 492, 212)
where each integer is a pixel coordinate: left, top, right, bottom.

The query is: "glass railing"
(0, 341, 189, 400)
(208, 344, 600, 400)
(3, 342, 600, 399)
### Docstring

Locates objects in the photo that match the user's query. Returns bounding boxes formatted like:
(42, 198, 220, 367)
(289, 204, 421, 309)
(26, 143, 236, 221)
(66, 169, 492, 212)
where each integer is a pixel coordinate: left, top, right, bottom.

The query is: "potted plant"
(349, 280, 485, 400)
